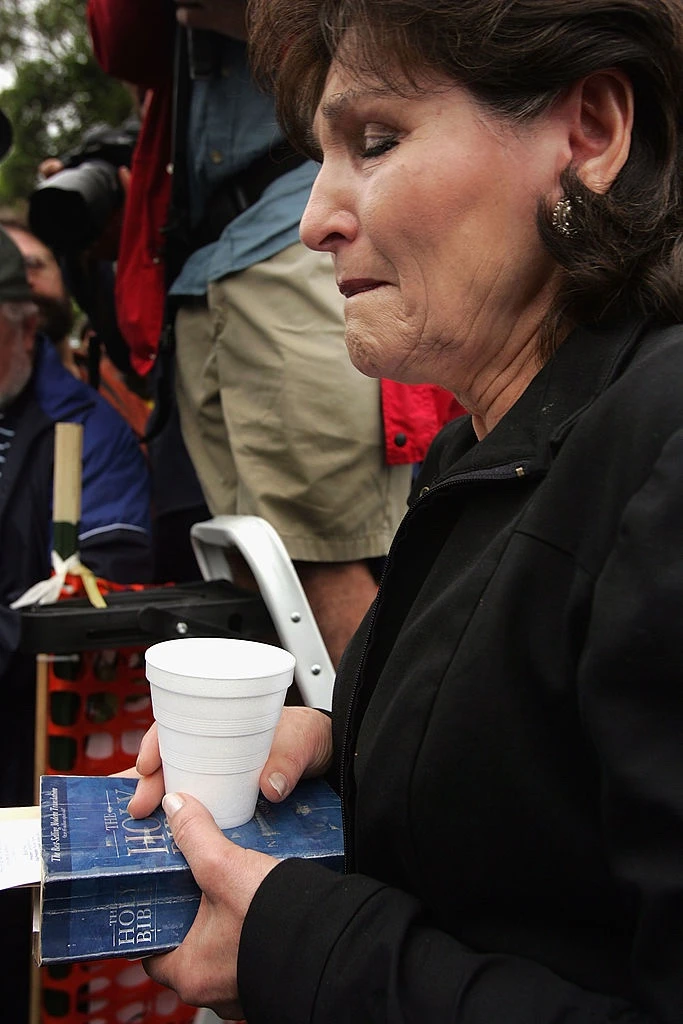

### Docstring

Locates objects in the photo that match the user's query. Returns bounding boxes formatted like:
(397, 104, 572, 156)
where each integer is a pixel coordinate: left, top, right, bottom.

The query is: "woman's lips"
(338, 279, 384, 298)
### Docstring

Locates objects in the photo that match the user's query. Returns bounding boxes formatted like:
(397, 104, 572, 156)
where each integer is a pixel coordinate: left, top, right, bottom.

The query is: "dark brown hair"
(249, 0, 683, 353)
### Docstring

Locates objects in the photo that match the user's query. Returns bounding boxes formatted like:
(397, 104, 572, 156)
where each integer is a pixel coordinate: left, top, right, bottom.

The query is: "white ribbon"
(10, 551, 106, 610)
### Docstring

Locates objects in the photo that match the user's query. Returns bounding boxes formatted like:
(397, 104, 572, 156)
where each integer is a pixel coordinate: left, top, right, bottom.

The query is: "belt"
(190, 139, 307, 249)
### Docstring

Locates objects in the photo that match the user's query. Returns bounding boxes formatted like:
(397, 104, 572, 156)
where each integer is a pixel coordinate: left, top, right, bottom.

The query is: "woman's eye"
(360, 134, 398, 159)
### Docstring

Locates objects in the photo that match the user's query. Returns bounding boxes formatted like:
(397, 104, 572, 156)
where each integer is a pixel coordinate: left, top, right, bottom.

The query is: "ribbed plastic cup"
(145, 637, 295, 828)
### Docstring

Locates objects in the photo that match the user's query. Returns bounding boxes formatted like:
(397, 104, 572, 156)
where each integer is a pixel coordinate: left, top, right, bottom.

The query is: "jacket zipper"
(339, 459, 535, 871)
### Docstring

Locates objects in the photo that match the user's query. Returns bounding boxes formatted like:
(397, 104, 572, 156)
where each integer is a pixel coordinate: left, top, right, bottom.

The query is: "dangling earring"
(552, 196, 576, 237)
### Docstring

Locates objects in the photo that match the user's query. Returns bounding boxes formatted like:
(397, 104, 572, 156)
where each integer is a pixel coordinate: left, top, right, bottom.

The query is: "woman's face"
(300, 58, 569, 402)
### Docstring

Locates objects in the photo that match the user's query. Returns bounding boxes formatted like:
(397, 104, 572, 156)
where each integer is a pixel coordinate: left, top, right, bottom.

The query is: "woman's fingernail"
(162, 793, 185, 818)
(268, 772, 289, 799)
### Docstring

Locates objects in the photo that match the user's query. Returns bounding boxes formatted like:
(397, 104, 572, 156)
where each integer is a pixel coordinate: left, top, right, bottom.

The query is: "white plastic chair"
(190, 515, 335, 711)
(192, 1010, 230, 1024)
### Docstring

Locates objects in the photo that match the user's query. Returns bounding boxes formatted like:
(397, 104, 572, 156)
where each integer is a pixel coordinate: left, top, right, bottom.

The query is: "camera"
(30, 160, 121, 252)
(29, 120, 139, 253)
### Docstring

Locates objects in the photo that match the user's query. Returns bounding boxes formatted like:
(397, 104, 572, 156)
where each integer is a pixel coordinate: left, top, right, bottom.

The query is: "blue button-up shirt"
(170, 38, 318, 297)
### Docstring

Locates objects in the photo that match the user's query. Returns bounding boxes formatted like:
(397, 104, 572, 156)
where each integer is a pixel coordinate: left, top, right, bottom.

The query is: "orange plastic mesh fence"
(43, 645, 152, 778)
(41, 960, 196, 1024)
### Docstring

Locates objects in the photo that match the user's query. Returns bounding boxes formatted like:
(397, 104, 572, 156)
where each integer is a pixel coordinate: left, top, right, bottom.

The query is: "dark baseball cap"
(0, 109, 11, 160)
(0, 228, 35, 302)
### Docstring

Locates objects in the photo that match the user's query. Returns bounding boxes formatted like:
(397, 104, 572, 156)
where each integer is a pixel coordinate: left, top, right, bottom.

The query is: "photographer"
(35, 113, 211, 583)
(32, 117, 144, 385)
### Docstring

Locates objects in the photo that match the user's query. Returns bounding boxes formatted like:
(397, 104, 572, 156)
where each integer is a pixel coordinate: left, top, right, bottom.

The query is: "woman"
(129, 1, 683, 1020)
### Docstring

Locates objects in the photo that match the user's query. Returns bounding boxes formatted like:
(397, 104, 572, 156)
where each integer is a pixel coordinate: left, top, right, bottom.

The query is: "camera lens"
(29, 160, 122, 252)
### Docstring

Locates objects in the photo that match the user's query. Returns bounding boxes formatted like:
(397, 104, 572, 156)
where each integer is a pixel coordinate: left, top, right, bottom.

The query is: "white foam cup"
(145, 637, 295, 828)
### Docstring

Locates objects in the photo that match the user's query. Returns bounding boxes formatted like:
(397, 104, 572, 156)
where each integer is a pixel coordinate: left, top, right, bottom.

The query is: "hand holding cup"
(128, 704, 334, 819)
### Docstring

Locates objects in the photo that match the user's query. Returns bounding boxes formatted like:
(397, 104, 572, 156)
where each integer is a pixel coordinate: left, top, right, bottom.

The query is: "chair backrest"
(191, 515, 335, 711)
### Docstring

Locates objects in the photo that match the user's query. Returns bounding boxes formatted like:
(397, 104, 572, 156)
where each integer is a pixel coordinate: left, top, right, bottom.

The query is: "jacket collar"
(431, 317, 649, 483)
(32, 333, 96, 422)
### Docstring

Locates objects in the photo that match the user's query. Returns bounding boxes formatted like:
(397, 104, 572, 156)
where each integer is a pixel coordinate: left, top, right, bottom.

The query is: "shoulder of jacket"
(568, 322, 683, 472)
(607, 322, 683, 415)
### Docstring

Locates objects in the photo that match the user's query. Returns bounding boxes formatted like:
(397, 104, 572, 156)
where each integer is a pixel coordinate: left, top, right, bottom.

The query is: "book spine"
(41, 870, 202, 962)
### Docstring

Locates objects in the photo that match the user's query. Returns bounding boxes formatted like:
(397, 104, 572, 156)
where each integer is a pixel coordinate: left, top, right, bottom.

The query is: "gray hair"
(0, 300, 38, 325)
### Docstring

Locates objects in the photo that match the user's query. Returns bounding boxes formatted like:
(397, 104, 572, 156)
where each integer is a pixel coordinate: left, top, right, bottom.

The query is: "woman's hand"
(37, 157, 64, 180)
(126, 706, 333, 1011)
(127, 706, 333, 819)
(259, 705, 333, 802)
(125, 721, 165, 818)
(143, 791, 278, 1018)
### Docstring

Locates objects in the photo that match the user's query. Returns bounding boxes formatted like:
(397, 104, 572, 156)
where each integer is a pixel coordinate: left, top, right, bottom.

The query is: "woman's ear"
(566, 70, 634, 194)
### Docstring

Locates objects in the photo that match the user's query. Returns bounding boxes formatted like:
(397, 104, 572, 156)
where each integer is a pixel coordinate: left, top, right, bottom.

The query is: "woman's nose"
(300, 168, 357, 253)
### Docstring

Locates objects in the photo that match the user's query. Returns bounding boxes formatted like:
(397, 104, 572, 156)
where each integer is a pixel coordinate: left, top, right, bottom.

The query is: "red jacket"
(87, 0, 174, 376)
(87, 0, 465, 463)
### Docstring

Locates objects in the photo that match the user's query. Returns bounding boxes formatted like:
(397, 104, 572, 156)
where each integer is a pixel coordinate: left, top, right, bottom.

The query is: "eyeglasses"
(23, 254, 54, 273)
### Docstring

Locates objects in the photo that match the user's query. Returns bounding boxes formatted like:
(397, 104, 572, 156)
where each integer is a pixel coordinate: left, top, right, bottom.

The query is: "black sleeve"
(80, 528, 153, 585)
(238, 860, 650, 1023)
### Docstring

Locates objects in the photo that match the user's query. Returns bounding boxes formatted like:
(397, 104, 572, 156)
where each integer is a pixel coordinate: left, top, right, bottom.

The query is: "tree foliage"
(0, 0, 132, 205)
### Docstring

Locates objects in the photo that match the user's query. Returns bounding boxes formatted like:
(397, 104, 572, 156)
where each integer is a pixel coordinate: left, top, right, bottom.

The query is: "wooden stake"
(52, 422, 83, 560)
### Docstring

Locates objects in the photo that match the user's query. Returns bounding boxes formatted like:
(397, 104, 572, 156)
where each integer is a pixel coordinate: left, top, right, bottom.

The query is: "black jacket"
(239, 318, 683, 1024)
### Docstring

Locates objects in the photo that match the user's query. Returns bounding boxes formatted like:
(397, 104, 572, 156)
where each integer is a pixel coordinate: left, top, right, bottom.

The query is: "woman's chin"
(344, 337, 385, 380)
(344, 327, 410, 382)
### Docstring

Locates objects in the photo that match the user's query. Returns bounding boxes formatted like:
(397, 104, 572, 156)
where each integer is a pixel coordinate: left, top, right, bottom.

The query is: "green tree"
(0, 0, 132, 205)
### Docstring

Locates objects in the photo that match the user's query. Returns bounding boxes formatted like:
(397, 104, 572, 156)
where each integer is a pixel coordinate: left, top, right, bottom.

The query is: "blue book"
(36, 774, 343, 964)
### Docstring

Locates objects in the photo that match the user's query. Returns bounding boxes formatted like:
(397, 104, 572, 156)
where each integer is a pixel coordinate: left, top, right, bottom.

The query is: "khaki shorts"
(174, 242, 411, 562)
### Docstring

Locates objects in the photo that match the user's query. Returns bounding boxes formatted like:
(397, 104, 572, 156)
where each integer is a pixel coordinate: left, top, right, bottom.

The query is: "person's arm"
(78, 403, 153, 584)
(134, 615, 676, 1024)
(141, 795, 650, 1024)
